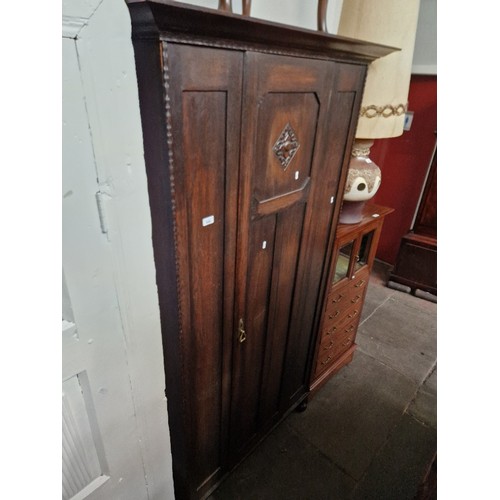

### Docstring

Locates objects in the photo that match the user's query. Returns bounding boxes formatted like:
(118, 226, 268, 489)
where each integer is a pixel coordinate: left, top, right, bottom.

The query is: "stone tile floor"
(209, 260, 437, 500)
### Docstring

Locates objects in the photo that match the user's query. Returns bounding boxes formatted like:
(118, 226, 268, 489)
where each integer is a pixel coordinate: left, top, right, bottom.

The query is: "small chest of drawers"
(309, 203, 393, 394)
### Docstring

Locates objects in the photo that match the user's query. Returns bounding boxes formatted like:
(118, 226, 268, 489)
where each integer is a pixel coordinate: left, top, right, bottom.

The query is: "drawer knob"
(323, 341, 334, 350)
(321, 355, 332, 366)
(351, 295, 361, 304)
(354, 279, 366, 288)
(328, 311, 340, 320)
(345, 325, 355, 333)
(327, 326, 337, 335)
(341, 337, 352, 347)
(348, 310, 359, 319)
(332, 293, 344, 304)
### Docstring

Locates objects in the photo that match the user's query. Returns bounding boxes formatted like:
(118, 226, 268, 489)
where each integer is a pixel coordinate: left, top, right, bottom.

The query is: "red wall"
(371, 74, 437, 265)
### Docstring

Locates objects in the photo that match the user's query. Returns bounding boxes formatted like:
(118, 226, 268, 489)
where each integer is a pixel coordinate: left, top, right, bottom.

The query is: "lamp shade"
(337, 0, 420, 139)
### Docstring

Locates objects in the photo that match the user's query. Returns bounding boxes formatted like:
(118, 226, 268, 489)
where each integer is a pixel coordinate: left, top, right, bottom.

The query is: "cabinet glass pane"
(354, 231, 374, 272)
(333, 241, 354, 283)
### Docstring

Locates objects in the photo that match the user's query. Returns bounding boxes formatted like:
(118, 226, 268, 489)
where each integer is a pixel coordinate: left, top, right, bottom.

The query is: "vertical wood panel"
(229, 215, 276, 456)
(280, 64, 364, 408)
(182, 91, 226, 483)
(258, 203, 306, 428)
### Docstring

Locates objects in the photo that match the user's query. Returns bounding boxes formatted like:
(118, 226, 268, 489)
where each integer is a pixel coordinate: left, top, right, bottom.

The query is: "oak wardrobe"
(127, 1, 394, 498)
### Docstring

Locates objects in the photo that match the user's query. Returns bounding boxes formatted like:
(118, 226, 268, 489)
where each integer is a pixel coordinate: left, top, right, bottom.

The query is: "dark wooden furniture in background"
(127, 1, 395, 498)
(309, 204, 393, 395)
(389, 146, 437, 296)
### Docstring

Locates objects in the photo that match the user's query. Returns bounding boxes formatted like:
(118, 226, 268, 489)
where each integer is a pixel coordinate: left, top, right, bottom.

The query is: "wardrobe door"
(229, 53, 342, 459)
(166, 44, 243, 498)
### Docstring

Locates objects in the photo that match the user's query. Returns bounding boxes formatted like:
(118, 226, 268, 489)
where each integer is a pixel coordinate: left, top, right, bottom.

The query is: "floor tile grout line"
(356, 346, 427, 387)
(355, 348, 437, 427)
(284, 420, 360, 483)
(390, 295, 438, 315)
(403, 361, 437, 417)
(348, 411, 409, 499)
(348, 408, 436, 499)
(404, 411, 436, 430)
(360, 288, 437, 329)
(358, 294, 394, 327)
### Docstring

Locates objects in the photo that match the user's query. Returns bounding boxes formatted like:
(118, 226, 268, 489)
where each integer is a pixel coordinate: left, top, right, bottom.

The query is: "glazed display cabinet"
(309, 203, 393, 395)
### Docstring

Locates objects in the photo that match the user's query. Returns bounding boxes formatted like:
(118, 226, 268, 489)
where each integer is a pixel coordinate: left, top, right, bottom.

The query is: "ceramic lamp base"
(339, 200, 365, 224)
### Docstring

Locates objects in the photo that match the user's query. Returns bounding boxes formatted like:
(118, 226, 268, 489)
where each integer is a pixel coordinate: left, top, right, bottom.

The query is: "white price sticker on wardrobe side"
(202, 215, 215, 227)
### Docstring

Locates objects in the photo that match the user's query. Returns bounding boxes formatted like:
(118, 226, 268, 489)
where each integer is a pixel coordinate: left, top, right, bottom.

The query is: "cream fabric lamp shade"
(337, 0, 420, 139)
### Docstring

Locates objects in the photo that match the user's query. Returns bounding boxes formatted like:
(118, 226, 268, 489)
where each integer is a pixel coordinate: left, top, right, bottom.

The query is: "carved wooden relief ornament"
(273, 122, 300, 170)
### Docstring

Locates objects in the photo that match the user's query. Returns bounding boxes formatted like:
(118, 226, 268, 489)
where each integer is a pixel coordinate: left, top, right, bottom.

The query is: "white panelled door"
(62, 35, 150, 499)
(62, 0, 175, 498)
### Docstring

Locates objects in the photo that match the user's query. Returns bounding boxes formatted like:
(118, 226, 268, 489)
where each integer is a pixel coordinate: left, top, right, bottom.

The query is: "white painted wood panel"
(62, 0, 175, 498)
(63, 33, 149, 499)
(62, 374, 105, 500)
(72, 1, 175, 496)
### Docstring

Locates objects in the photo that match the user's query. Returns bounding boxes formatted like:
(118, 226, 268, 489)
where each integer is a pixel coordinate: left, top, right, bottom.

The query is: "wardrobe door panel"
(258, 202, 307, 427)
(253, 92, 319, 204)
(166, 43, 243, 497)
(181, 90, 225, 482)
(230, 53, 337, 457)
(229, 214, 276, 456)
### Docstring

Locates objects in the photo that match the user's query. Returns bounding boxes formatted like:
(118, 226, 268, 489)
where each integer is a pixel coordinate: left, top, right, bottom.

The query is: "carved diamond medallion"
(272, 123, 300, 170)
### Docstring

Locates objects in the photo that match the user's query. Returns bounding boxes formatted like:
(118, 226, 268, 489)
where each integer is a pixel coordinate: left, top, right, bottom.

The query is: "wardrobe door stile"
(166, 44, 243, 498)
(280, 61, 367, 408)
